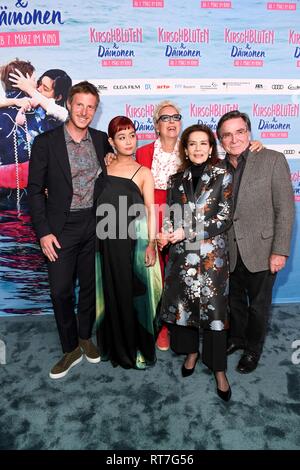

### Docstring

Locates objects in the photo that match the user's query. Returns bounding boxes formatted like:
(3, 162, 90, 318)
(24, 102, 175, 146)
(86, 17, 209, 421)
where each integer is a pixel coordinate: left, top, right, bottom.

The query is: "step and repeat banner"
(0, 0, 300, 315)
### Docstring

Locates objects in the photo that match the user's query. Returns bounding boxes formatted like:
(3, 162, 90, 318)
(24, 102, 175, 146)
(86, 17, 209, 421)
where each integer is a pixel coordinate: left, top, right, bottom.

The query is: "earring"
(185, 156, 189, 160)
(208, 154, 211, 158)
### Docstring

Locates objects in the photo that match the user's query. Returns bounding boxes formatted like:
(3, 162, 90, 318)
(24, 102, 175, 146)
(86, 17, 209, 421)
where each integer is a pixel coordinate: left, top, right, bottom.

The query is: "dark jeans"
(229, 252, 276, 357)
(169, 324, 227, 372)
(47, 209, 96, 353)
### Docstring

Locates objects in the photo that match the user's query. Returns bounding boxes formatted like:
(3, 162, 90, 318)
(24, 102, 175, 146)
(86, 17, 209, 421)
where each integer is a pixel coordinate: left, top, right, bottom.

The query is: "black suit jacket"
(28, 125, 111, 239)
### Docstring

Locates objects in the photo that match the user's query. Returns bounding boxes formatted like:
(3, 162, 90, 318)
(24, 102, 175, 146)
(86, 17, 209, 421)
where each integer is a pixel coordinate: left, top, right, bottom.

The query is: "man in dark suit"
(217, 110, 294, 374)
(28, 81, 111, 379)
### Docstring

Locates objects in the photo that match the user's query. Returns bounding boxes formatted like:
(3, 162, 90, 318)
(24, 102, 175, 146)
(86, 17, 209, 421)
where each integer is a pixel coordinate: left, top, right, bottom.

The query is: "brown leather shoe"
(49, 346, 82, 379)
(79, 338, 100, 363)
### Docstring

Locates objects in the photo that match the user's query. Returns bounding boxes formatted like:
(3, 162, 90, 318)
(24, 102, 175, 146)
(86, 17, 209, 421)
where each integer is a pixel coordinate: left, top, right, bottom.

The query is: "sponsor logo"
(288, 84, 300, 90)
(156, 84, 171, 89)
(113, 84, 141, 90)
(198, 82, 218, 90)
(284, 149, 296, 154)
(96, 84, 108, 91)
(222, 81, 251, 88)
(255, 83, 264, 89)
(272, 84, 284, 90)
(145, 83, 152, 90)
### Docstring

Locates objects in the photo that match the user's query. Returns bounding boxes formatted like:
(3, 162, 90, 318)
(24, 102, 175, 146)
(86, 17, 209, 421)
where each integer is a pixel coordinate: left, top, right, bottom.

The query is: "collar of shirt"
(226, 145, 250, 169)
(154, 137, 180, 155)
(64, 123, 91, 145)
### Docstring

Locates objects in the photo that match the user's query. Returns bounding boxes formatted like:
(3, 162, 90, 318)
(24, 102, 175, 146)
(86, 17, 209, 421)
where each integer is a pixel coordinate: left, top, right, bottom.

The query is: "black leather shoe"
(236, 352, 259, 374)
(181, 353, 199, 377)
(226, 342, 244, 356)
(217, 386, 232, 402)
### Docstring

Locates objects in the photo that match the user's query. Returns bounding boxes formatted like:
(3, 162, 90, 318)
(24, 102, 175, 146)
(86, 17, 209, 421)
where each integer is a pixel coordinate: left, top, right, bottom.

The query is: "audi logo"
(272, 85, 284, 90)
(284, 150, 295, 155)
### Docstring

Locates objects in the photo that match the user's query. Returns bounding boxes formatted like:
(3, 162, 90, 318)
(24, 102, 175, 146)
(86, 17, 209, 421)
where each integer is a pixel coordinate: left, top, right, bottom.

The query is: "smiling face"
(185, 131, 212, 165)
(67, 92, 98, 132)
(219, 117, 250, 157)
(156, 105, 182, 140)
(109, 126, 137, 157)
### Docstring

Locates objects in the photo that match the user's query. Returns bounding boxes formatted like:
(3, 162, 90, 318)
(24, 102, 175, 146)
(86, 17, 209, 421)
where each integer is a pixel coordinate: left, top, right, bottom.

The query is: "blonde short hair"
(153, 100, 181, 124)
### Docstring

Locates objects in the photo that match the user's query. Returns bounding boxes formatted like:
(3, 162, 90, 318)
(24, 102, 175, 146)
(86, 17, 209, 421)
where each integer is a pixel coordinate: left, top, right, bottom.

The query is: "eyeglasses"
(220, 128, 248, 142)
(158, 114, 182, 122)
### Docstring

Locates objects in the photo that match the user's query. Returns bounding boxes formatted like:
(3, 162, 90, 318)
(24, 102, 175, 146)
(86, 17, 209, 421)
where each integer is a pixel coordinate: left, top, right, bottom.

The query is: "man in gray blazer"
(216, 110, 294, 373)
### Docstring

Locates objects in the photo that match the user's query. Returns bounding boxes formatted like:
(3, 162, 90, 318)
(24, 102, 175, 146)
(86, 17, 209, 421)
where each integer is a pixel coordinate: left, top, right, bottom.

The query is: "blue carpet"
(0, 304, 300, 450)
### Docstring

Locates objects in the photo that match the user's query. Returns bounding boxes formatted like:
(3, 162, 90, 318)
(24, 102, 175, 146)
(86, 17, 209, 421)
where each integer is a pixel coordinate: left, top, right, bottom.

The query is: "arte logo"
(156, 84, 171, 89)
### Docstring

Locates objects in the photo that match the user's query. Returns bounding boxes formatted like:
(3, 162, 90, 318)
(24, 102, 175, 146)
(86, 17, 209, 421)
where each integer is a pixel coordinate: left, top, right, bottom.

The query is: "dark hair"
(108, 116, 135, 139)
(179, 124, 219, 171)
(216, 110, 251, 140)
(67, 80, 99, 107)
(1, 59, 35, 91)
(38, 69, 72, 107)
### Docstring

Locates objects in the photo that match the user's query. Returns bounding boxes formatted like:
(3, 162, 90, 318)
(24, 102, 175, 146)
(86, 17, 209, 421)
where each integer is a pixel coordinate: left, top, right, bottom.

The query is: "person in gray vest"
(216, 110, 294, 374)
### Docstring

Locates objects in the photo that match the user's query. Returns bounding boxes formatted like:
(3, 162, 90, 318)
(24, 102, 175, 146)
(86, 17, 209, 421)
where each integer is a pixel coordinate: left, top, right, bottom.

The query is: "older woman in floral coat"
(158, 124, 233, 401)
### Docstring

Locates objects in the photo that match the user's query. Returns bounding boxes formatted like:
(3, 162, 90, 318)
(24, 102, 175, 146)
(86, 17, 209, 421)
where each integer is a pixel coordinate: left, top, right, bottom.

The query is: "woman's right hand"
(9, 68, 37, 96)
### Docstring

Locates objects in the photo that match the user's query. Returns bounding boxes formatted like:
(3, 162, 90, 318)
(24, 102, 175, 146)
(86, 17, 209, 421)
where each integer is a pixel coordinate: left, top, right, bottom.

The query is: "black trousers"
(229, 252, 276, 357)
(47, 209, 96, 353)
(169, 324, 227, 372)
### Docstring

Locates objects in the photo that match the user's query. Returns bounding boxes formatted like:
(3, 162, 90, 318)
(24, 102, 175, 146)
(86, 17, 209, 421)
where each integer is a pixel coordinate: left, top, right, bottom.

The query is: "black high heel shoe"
(215, 373, 232, 401)
(217, 386, 232, 402)
(181, 353, 199, 377)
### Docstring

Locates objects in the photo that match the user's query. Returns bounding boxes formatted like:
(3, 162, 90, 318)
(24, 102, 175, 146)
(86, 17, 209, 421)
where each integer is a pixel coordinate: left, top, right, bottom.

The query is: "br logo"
(0, 339, 6, 365)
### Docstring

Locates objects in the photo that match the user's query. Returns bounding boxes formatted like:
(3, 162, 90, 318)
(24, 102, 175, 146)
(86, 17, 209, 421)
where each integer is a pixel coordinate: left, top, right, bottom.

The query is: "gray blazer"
(228, 147, 295, 273)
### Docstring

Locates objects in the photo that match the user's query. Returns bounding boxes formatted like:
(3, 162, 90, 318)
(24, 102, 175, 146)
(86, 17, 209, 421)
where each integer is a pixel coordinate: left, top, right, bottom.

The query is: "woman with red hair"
(95, 116, 162, 370)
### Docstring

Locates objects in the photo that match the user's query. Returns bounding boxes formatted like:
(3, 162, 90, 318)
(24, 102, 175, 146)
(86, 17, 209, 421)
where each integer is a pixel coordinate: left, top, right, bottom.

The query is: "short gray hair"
(153, 100, 181, 124)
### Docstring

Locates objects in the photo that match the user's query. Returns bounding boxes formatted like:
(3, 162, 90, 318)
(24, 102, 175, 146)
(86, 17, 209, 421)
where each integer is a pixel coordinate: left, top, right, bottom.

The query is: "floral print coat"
(160, 160, 233, 331)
